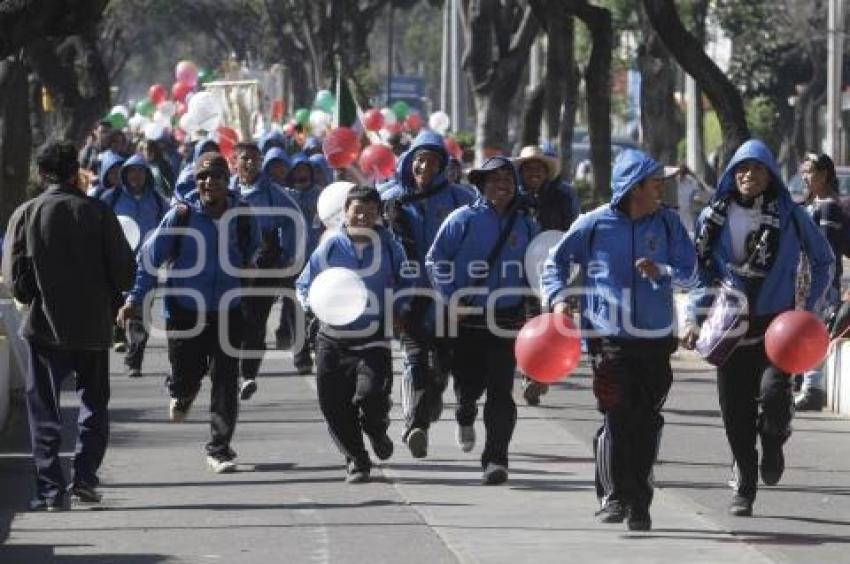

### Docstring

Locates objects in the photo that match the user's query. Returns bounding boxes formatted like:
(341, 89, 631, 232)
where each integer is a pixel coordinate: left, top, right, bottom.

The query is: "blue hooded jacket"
(380, 130, 476, 287)
(172, 138, 220, 203)
(687, 139, 834, 321)
(127, 190, 261, 317)
(296, 226, 411, 334)
(86, 151, 125, 197)
(426, 157, 539, 311)
(259, 130, 286, 155)
(100, 154, 169, 251)
(228, 155, 304, 269)
(285, 153, 324, 257)
(262, 147, 292, 187)
(541, 149, 697, 339)
(308, 154, 332, 188)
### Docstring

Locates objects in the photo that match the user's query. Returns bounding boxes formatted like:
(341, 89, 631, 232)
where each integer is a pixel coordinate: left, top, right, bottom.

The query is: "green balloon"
(391, 101, 410, 120)
(295, 108, 310, 126)
(198, 68, 216, 85)
(315, 90, 336, 113)
(135, 99, 154, 118)
(107, 112, 128, 129)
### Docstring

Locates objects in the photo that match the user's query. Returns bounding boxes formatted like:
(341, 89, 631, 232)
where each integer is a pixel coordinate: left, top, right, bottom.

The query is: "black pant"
(239, 294, 277, 380)
(717, 340, 793, 501)
(590, 337, 674, 510)
(25, 343, 110, 500)
(124, 318, 149, 370)
(453, 324, 516, 468)
(166, 308, 242, 457)
(399, 326, 451, 434)
(276, 283, 314, 368)
(315, 331, 393, 470)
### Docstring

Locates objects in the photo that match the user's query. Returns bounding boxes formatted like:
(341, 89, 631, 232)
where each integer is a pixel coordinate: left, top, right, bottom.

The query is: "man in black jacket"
(4, 141, 136, 510)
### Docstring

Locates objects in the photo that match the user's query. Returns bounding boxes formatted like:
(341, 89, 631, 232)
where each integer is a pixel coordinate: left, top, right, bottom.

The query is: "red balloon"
(384, 122, 403, 135)
(173, 128, 186, 143)
(515, 313, 581, 383)
(765, 310, 829, 374)
(148, 84, 168, 105)
(363, 108, 384, 132)
(175, 101, 187, 116)
(283, 121, 296, 136)
(171, 82, 193, 103)
(216, 126, 238, 160)
(359, 144, 396, 180)
(405, 112, 423, 132)
(323, 127, 360, 169)
(271, 99, 286, 122)
(444, 137, 463, 160)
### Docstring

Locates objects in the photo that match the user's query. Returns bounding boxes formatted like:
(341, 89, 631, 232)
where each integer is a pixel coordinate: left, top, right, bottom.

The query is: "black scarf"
(694, 189, 782, 297)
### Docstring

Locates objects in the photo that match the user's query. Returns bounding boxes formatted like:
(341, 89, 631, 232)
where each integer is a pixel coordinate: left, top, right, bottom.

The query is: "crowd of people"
(2, 116, 844, 532)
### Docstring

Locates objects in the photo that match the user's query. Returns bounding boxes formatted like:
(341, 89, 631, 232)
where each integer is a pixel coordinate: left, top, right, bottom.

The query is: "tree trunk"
(0, 58, 33, 228)
(637, 4, 682, 166)
(558, 19, 579, 181)
(642, 0, 749, 166)
(520, 83, 545, 147)
(24, 31, 110, 148)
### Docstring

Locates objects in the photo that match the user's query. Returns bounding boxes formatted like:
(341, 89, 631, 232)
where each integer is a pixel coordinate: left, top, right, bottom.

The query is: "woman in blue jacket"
(682, 140, 833, 517)
(541, 148, 697, 530)
(426, 156, 538, 486)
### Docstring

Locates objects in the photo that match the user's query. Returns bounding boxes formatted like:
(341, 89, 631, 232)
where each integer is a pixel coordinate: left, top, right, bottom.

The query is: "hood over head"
(98, 151, 126, 189)
(397, 130, 449, 192)
(610, 148, 663, 207)
(119, 154, 155, 193)
(715, 139, 787, 200)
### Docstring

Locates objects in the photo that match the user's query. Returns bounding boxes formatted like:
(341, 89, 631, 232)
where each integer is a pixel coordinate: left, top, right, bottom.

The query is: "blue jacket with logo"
(426, 196, 539, 311)
(687, 139, 834, 321)
(228, 159, 304, 269)
(541, 149, 697, 339)
(380, 130, 476, 288)
(296, 226, 411, 333)
(86, 151, 125, 197)
(100, 154, 169, 251)
(127, 190, 260, 316)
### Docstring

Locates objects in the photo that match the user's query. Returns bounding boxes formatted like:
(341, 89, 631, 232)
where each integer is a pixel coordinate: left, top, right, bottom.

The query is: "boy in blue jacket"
(117, 152, 262, 474)
(100, 155, 169, 378)
(541, 148, 697, 530)
(229, 142, 305, 400)
(426, 156, 538, 486)
(381, 130, 476, 459)
(296, 186, 411, 483)
(681, 140, 834, 517)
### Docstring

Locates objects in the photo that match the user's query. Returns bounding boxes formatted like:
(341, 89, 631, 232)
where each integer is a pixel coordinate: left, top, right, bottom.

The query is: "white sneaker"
(169, 397, 194, 423)
(456, 425, 475, 453)
(206, 455, 237, 473)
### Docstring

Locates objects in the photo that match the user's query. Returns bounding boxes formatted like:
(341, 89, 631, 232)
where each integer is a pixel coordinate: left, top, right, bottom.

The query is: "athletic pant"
(315, 331, 393, 470)
(399, 325, 451, 435)
(276, 281, 315, 368)
(590, 337, 674, 510)
(166, 308, 242, 458)
(124, 317, 149, 371)
(717, 339, 792, 501)
(25, 343, 110, 500)
(453, 323, 516, 468)
(240, 277, 286, 380)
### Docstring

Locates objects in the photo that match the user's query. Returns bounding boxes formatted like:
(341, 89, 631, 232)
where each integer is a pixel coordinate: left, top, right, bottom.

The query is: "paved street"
(2, 312, 850, 563)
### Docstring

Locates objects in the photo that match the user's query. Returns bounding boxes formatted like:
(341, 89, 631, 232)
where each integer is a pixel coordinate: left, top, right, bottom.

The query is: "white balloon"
(309, 109, 331, 134)
(111, 104, 130, 118)
(157, 100, 177, 118)
(188, 92, 223, 132)
(117, 215, 141, 250)
(178, 112, 197, 133)
(128, 114, 149, 133)
(380, 107, 397, 127)
(428, 110, 450, 134)
(308, 267, 369, 325)
(317, 181, 356, 229)
(143, 122, 166, 141)
(524, 229, 565, 295)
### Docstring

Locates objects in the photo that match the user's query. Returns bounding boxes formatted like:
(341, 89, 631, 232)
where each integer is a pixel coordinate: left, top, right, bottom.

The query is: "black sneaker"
(369, 433, 394, 461)
(522, 379, 549, 406)
(626, 506, 651, 531)
(481, 463, 509, 485)
(69, 482, 102, 504)
(295, 363, 313, 375)
(406, 427, 428, 459)
(729, 494, 753, 516)
(126, 367, 142, 378)
(29, 494, 70, 512)
(240, 379, 258, 400)
(760, 435, 785, 486)
(595, 500, 627, 523)
(795, 388, 825, 411)
(346, 461, 371, 483)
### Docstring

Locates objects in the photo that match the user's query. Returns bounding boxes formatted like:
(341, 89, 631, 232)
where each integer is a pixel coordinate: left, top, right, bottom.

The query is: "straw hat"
(514, 145, 560, 178)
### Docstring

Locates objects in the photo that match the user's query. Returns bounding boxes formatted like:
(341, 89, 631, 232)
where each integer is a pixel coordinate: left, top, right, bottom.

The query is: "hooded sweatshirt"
(541, 149, 697, 340)
(100, 154, 169, 250)
(686, 139, 834, 323)
(86, 151, 125, 198)
(380, 130, 476, 287)
(127, 190, 261, 317)
(172, 138, 220, 203)
(285, 153, 324, 256)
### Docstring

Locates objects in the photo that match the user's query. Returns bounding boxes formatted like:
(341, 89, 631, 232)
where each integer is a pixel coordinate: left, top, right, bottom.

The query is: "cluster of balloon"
(515, 313, 581, 383)
(359, 144, 396, 181)
(317, 181, 356, 230)
(322, 127, 360, 169)
(765, 310, 829, 374)
(308, 267, 369, 326)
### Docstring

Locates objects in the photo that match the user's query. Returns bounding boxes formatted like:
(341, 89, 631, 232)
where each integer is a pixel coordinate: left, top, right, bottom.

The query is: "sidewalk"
(1, 328, 849, 563)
